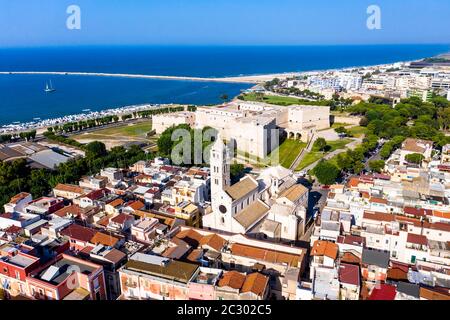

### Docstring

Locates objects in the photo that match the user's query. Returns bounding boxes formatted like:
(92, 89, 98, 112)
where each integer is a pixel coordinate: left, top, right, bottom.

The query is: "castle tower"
(210, 134, 231, 199)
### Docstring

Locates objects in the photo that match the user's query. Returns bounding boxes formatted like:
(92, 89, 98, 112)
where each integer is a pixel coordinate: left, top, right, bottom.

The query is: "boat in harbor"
(82, 109, 91, 112)
(44, 80, 56, 93)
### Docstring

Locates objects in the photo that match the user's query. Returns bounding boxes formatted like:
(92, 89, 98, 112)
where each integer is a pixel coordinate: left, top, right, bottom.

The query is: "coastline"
(0, 54, 442, 135)
(0, 71, 260, 84)
(0, 103, 180, 135)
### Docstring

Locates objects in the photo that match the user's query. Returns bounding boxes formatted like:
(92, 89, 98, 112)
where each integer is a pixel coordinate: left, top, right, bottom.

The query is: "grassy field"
(240, 93, 329, 107)
(295, 138, 352, 171)
(265, 139, 307, 168)
(72, 121, 155, 149)
(74, 122, 152, 139)
(236, 139, 306, 169)
(347, 126, 368, 138)
(331, 122, 352, 129)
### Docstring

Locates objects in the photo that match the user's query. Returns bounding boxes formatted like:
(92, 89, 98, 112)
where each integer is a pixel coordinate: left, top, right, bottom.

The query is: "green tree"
(85, 141, 107, 159)
(313, 161, 340, 185)
(313, 138, 327, 152)
(369, 160, 385, 173)
(438, 108, 450, 131)
(405, 153, 425, 164)
(230, 164, 245, 184)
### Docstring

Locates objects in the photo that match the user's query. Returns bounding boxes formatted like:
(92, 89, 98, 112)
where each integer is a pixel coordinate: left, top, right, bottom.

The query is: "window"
(93, 277, 100, 290)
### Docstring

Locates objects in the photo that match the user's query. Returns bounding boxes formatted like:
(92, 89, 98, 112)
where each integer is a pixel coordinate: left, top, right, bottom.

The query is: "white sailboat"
(45, 80, 56, 93)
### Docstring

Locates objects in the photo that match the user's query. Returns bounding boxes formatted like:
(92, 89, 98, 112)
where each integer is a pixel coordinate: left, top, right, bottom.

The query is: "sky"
(1, 0, 450, 47)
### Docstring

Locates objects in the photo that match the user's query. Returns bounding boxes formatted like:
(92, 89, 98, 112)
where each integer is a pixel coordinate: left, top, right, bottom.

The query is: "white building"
(202, 137, 308, 242)
(152, 111, 196, 134)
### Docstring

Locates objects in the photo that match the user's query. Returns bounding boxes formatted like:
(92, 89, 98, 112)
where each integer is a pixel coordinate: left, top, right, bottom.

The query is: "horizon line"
(2, 43, 450, 49)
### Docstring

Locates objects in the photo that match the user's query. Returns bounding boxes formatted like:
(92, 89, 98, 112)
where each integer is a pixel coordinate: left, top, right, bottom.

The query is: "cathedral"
(202, 136, 309, 243)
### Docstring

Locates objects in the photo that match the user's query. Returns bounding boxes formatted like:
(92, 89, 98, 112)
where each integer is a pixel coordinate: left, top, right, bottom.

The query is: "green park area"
(296, 138, 353, 171)
(239, 93, 330, 107)
(72, 121, 155, 150)
(265, 139, 307, 168)
(73, 121, 153, 140)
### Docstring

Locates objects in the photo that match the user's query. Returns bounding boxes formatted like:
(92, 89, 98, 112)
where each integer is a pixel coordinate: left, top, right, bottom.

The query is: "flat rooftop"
(1, 253, 38, 268)
(35, 257, 96, 285)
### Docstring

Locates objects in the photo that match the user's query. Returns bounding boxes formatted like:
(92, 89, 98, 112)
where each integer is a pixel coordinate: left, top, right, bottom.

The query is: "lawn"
(331, 122, 352, 129)
(295, 138, 352, 171)
(240, 93, 330, 107)
(347, 126, 367, 138)
(327, 138, 353, 152)
(237, 139, 307, 169)
(73, 121, 153, 140)
(296, 151, 324, 171)
(264, 139, 307, 168)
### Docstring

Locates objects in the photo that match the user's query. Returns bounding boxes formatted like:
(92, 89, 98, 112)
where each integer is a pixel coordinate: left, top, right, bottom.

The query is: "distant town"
(0, 53, 450, 301)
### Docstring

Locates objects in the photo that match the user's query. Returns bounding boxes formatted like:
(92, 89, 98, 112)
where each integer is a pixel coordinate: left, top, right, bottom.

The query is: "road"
(364, 142, 385, 170)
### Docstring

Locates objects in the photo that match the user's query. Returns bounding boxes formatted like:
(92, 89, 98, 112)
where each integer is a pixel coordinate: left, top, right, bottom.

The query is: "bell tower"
(210, 134, 231, 199)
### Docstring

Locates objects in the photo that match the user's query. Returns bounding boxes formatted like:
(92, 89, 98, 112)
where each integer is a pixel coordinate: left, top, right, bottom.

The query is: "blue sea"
(0, 44, 448, 125)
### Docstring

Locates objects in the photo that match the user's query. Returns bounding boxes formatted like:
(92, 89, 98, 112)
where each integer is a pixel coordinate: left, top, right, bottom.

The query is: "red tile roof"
(338, 235, 365, 246)
(347, 177, 360, 188)
(241, 273, 269, 297)
(339, 263, 360, 286)
(60, 224, 97, 242)
(111, 213, 134, 225)
(54, 183, 85, 195)
(107, 198, 124, 208)
(407, 233, 428, 246)
(340, 252, 361, 265)
(90, 232, 119, 247)
(125, 200, 145, 211)
(311, 240, 338, 260)
(231, 243, 303, 267)
(218, 271, 246, 290)
(199, 234, 226, 252)
(175, 229, 203, 247)
(368, 284, 397, 300)
(53, 204, 82, 218)
(363, 211, 395, 222)
(84, 188, 110, 200)
(9, 192, 31, 204)
(369, 197, 388, 205)
(429, 222, 450, 233)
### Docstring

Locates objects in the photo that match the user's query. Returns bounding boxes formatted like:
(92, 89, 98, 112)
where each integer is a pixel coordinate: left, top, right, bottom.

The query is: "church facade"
(202, 136, 309, 243)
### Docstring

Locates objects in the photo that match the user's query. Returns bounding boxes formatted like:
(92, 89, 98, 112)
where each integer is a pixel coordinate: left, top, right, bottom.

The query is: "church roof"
(225, 176, 258, 201)
(279, 184, 308, 202)
(258, 165, 292, 180)
(234, 199, 270, 230)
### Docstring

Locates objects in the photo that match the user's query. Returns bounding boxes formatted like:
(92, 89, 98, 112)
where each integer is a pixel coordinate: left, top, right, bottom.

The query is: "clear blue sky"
(1, 0, 450, 47)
